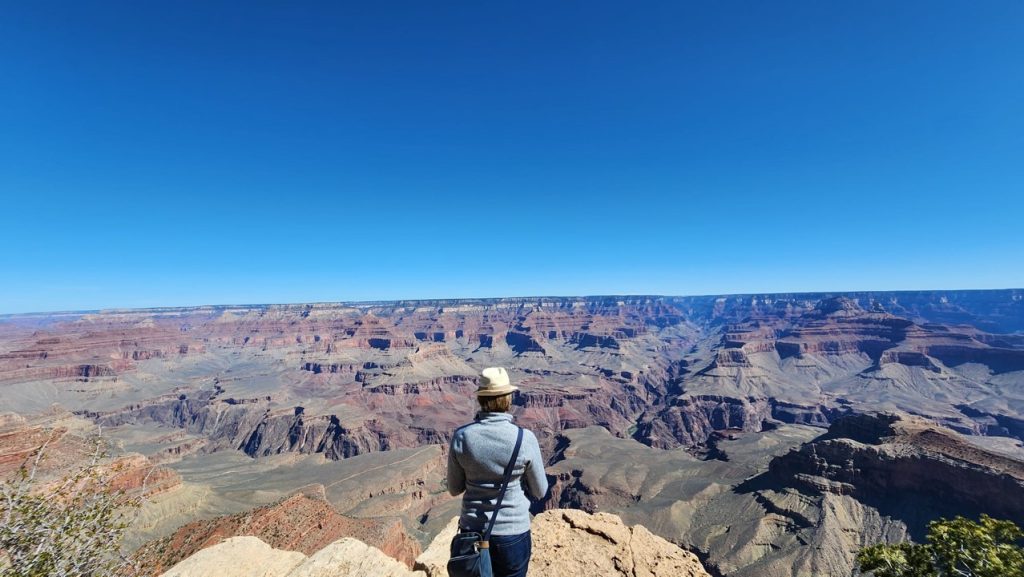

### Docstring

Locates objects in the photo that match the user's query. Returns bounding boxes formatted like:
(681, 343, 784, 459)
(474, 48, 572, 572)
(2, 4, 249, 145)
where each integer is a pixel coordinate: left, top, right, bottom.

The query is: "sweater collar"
(474, 411, 515, 424)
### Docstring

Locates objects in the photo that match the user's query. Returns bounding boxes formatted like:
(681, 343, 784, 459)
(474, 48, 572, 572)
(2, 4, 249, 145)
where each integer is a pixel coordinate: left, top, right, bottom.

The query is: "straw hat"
(476, 367, 518, 397)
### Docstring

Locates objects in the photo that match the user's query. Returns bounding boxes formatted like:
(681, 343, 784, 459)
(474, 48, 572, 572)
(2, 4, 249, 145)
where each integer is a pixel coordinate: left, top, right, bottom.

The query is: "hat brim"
(476, 385, 519, 397)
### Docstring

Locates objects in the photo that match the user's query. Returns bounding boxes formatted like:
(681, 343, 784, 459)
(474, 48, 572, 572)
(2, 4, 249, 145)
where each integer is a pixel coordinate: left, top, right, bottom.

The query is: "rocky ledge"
(158, 509, 712, 577)
(762, 413, 1024, 524)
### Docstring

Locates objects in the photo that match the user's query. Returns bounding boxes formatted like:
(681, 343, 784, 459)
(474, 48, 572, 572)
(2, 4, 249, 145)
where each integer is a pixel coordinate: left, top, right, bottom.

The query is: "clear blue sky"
(1, 1, 1022, 314)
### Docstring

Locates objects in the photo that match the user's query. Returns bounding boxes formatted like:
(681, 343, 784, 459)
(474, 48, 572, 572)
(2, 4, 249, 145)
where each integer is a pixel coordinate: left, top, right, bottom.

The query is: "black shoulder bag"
(447, 426, 524, 577)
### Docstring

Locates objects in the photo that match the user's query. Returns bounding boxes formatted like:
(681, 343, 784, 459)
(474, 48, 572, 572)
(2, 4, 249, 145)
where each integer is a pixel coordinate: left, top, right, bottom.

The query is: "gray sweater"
(447, 412, 548, 536)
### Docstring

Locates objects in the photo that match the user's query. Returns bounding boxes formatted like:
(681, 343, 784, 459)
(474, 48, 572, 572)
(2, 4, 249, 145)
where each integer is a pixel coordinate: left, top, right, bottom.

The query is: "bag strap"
(482, 426, 523, 540)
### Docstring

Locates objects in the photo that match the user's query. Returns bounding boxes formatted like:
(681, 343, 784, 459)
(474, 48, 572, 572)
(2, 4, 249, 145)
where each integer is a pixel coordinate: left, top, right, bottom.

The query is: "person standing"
(447, 367, 548, 577)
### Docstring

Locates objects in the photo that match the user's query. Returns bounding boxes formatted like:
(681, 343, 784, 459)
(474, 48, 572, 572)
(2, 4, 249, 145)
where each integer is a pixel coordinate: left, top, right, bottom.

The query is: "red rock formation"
(0, 425, 70, 475)
(133, 487, 422, 575)
(635, 396, 774, 449)
(0, 322, 204, 383)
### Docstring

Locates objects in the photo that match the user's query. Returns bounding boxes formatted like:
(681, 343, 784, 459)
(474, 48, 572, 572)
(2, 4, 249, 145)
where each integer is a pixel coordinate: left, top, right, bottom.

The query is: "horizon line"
(2, 286, 1021, 318)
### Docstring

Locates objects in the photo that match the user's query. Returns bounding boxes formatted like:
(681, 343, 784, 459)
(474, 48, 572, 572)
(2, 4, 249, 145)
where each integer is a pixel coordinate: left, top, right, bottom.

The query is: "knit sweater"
(447, 412, 548, 536)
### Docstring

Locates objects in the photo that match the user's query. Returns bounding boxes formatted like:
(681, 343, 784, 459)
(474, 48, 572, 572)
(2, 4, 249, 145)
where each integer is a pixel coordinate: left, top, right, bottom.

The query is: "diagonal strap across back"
(482, 426, 524, 543)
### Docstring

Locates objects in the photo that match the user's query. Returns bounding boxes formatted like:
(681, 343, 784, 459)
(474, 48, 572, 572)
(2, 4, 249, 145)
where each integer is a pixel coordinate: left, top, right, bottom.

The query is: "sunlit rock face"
(763, 413, 1024, 522)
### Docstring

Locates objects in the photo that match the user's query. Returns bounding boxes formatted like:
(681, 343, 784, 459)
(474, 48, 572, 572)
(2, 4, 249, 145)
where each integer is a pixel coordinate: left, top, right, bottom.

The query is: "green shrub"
(0, 435, 142, 577)
(858, 515, 1024, 577)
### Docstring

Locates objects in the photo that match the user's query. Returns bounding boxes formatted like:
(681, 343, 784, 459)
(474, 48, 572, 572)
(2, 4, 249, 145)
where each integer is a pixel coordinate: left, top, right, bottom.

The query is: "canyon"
(1, 289, 1022, 576)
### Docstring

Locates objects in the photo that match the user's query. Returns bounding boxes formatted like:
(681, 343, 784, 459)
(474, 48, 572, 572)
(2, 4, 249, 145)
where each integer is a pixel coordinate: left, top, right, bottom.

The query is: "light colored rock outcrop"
(289, 538, 425, 577)
(415, 510, 711, 577)
(412, 517, 459, 576)
(160, 536, 305, 577)
(531, 509, 710, 577)
(160, 535, 425, 577)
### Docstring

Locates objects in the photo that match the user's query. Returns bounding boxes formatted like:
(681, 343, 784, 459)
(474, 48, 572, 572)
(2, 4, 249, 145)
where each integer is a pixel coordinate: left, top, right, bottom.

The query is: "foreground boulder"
(160, 536, 306, 577)
(161, 535, 424, 577)
(160, 509, 710, 577)
(288, 538, 426, 577)
(531, 509, 711, 577)
(415, 509, 710, 577)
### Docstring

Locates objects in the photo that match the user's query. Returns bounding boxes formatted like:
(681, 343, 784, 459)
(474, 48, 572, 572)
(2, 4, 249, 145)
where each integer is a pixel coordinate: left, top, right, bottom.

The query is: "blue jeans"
(489, 531, 531, 577)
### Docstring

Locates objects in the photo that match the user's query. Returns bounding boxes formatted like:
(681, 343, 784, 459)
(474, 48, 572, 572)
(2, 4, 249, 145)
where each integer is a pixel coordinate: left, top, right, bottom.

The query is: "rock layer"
(763, 413, 1024, 524)
(135, 487, 421, 574)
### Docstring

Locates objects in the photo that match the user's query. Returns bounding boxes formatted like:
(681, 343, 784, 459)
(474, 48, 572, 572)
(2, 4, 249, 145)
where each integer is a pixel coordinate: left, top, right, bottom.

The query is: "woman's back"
(448, 411, 547, 535)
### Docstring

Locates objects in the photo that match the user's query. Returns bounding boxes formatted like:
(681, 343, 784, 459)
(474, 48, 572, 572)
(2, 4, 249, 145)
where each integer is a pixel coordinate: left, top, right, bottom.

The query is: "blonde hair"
(478, 393, 513, 413)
